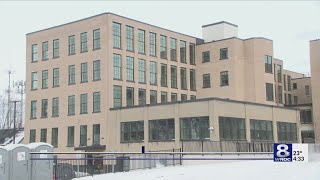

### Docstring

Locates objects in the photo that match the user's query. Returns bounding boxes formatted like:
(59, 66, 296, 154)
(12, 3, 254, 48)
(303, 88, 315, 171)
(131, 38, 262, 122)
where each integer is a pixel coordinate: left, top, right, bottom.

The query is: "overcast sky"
(0, 1, 319, 93)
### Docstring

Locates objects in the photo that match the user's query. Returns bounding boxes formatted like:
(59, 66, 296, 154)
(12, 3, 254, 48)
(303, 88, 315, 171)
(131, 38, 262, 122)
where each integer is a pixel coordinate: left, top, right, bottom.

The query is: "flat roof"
(110, 96, 299, 111)
(202, 21, 238, 28)
(26, 12, 202, 40)
(196, 36, 273, 46)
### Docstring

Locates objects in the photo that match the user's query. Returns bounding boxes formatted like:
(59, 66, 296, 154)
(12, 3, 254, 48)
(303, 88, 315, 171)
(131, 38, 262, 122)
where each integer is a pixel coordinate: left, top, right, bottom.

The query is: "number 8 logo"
(276, 144, 290, 158)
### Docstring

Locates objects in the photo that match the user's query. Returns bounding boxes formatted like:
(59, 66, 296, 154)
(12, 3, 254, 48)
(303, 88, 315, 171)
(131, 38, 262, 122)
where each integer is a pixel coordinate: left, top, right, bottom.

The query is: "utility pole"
(7, 70, 12, 129)
(11, 100, 20, 144)
(16, 81, 25, 128)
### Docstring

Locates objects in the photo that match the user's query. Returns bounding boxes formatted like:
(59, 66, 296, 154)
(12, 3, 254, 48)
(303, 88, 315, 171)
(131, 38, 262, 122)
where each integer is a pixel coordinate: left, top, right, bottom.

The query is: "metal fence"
(182, 141, 274, 152)
(32, 150, 182, 179)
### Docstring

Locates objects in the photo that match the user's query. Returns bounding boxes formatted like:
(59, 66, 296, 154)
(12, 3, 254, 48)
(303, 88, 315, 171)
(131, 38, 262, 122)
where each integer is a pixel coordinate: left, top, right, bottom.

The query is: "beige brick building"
(25, 13, 316, 153)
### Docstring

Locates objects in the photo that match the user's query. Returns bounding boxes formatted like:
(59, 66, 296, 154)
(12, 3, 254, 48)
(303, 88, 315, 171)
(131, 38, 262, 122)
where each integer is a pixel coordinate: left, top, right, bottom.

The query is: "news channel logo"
(274, 143, 292, 162)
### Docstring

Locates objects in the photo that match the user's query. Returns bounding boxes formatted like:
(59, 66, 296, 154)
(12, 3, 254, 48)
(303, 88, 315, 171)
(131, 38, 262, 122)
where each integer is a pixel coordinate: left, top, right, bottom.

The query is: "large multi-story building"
(25, 13, 315, 153)
(310, 39, 320, 143)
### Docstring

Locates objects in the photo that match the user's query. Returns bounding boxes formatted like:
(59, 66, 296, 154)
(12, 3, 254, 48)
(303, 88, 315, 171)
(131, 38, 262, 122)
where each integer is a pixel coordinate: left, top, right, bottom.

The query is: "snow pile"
(74, 160, 320, 180)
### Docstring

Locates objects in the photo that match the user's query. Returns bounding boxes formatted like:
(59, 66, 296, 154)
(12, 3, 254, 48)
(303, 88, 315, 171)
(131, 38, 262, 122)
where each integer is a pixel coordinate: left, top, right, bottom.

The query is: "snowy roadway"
(74, 159, 320, 180)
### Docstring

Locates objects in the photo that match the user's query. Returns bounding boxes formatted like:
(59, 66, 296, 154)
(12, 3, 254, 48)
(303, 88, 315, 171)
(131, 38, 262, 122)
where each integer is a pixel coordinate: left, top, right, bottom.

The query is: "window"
(219, 116, 246, 141)
(161, 91, 167, 103)
(113, 54, 122, 80)
(30, 100, 37, 119)
(149, 119, 175, 141)
(160, 35, 167, 59)
(126, 87, 134, 106)
(138, 88, 146, 105)
(277, 122, 297, 142)
(42, 70, 48, 89)
(81, 63, 88, 83)
(31, 72, 38, 90)
(68, 65, 75, 85)
(40, 129, 47, 143)
(68, 35, 75, 55)
(189, 43, 195, 65)
(149, 32, 156, 56)
(288, 94, 292, 105)
(294, 96, 298, 105)
(264, 55, 272, 73)
(202, 51, 210, 63)
(203, 74, 211, 88)
(150, 61, 157, 85)
(150, 90, 157, 104)
(53, 39, 59, 58)
(220, 48, 228, 60)
(170, 38, 177, 61)
(250, 119, 273, 141)
(93, 124, 100, 145)
(30, 129, 36, 143)
(93, 92, 101, 113)
(42, 42, 49, 60)
(113, 85, 122, 108)
(126, 26, 134, 51)
(266, 83, 274, 101)
(52, 97, 59, 117)
(161, 64, 167, 87)
(126, 56, 134, 82)
(51, 128, 58, 147)
(283, 75, 287, 90)
(277, 65, 282, 82)
(80, 94, 88, 114)
(274, 64, 276, 81)
(41, 99, 48, 118)
(80, 32, 88, 52)
(67, 126, 74, 147)
(80, 125, 87, 146)
(300, 110, 312, 124)
(32, 44, 38, 62)
(190, 95, 196, 100)
(180, 68, 187, 90)
(293, 83, 297, 90)
(190, 69, 196, 91)
(170, 65, 177, 88)
(121, 121, 144, 142)
(287, 76, 292, 91)
(180, 40, 186, 63)
(93, 60, 100, 81)
(181, 94, 187, 101)
(113, 22, 121, 48)
(53, 68, 59, 87)
(138, 29, 145, 53)
(171, 93, 177, 102)
(138, 59, 146, 83)
(220, 71, 229, 86)
(278, 86, 283, 104)
(284, 93, 287, 105)
(93, 29, 100, 50)
(305, 85, 310, 96)
(68, 95, 75, 115)
(180, 116, 209, 140)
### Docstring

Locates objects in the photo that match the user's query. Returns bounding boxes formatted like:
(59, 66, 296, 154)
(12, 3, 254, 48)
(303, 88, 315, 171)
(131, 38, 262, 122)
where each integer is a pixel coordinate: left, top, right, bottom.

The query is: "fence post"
(201, 140, 204, 156)
(53, 156, 57, 179)
(179, 148, 182, 165)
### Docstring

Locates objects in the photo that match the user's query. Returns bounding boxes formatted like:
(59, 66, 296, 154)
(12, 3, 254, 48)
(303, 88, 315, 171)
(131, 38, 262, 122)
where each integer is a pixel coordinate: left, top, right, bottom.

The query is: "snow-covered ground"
(75, 160, 320, 180)
(2, 130, 24, 145)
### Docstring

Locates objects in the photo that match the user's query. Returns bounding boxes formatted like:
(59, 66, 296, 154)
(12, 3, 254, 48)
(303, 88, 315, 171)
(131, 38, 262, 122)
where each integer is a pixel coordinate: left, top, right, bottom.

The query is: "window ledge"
(53, 56, 60, 59)
(80, 112, 88, 115)
(68, 113, 75, 116)
(31, 88, 38, 91)
(126, 50, 134, 53)
(66, 145, 75, 147)
(93, 79, 101, 82)
(40, 116, 48, 119)
(42, 59, 49, 61)
(203, 86, 211, 88)
(149, 140, 175, 143)
(202, 61, 210, 63)
(52, 85, 60, 88)
(41, 87, 48, 90)
(120, 141, 144, 144)
(138, 52, 146, 55)
(68, 53, 76, 56)
(113, 78, 123, 81)
(92, 111, 101, 114)
(220, 84, 229, 87)
(93, 48, 101, 51)
(68, 83, 76, 86)
(80, 50, 88, 53)
(30, 117, 37, 120)
(31, 61, 38, 63)
(80, 81, 88, 84)
(219, 58, 228, 60)
(52, 115, 59, 118)
(113, 47, 122, 50)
